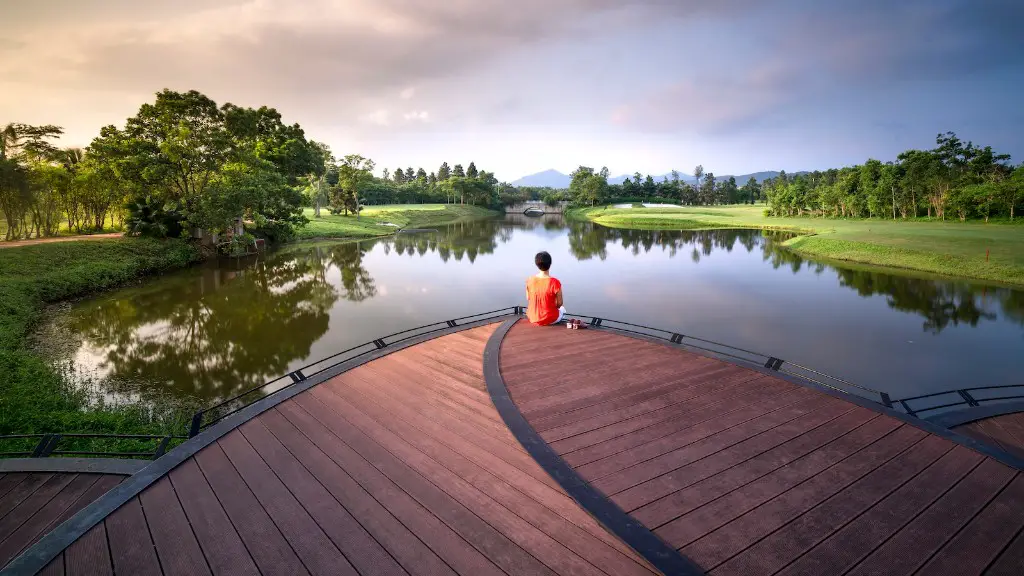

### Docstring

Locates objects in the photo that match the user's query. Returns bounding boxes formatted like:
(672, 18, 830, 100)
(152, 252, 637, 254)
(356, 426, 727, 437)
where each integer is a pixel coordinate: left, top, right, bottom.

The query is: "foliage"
(124, 195, 186, 238)
(293, 204, 498, 240)
(569, 166, 610, 206)
(0, 239, 202, 437)
(762, 132, 1018, 222)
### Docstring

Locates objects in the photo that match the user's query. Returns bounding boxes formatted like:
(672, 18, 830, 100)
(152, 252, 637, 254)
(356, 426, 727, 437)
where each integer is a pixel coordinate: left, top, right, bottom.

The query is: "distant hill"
(512, 169, 806, 188)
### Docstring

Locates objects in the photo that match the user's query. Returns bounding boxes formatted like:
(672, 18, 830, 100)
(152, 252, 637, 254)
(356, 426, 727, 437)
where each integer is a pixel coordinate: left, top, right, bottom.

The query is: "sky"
(2, 0, 1022, 181)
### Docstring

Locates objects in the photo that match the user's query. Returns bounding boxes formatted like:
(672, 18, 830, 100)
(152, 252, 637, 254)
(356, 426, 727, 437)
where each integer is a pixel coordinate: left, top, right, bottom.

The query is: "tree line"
(763, 132, 1024, 221)
(537, 166, 761, 207)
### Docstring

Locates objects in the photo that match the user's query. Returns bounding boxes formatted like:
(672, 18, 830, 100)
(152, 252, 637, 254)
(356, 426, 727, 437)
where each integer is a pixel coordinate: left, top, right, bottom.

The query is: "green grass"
(294, 204, 499, 240)
(572, 204, 1024, 285)
(0, 238, 203, 453)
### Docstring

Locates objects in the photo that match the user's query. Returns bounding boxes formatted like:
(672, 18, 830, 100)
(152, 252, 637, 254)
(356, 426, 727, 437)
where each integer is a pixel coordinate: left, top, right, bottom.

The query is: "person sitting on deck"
(526, 251, 566, 326)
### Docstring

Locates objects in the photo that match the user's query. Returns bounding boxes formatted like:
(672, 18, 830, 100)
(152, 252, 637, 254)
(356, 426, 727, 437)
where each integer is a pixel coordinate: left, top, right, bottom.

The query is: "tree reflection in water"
(47, 215, 1023, 410)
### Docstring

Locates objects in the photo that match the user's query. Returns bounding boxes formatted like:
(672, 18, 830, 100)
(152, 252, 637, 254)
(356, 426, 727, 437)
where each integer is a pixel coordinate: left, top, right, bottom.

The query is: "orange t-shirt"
(526, 276, 562, 326)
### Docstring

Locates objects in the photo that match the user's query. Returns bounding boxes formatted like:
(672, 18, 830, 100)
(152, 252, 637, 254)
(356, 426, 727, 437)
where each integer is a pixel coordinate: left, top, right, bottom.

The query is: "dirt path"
(0, 232, 123, 249)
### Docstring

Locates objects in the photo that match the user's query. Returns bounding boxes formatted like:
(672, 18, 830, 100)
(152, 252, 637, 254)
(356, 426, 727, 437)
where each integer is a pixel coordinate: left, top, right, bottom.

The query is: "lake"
(37, 214, 1024, 410)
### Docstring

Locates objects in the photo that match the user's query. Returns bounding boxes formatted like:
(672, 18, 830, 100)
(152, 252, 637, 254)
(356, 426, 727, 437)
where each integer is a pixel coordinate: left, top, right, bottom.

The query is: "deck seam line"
(901, 468, 1018, 576)
(136, 492, 166, 576)
(308, 378, 578, 576)
(332, 368, 643, 574)
(165, 470, 216, 576)
(701, 429, 931, 571)
(833, 454, 988, 576)
(270, 403, 471, 576)
(538, 373, 766, 441)
(0, 459, 146, 476)
(565, 385, 815, 469)
(724, 439, 957, 574)
(1, 315, 515, 576)
(586, 391, 835, 487)
(617, 402, 862, 504)
(299, 388, 529, 576)
(190, 447, 266, 576)
(484, 318, 704, 576)
(643, 411, 883, 532)
(244, 416, 409, 575)
(979, 486, 1024, 575)
(0, 477, 28, 502)
(230, 425, 358, 575)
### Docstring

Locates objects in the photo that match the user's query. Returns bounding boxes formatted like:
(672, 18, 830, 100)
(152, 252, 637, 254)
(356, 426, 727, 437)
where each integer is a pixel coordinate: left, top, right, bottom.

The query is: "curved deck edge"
(0, 458, 146, 476)
(3, 314, 515, 576)
(925, 400, 1024, 429)
(483, 318, 704, 576)
(592, 324, 1024, 476)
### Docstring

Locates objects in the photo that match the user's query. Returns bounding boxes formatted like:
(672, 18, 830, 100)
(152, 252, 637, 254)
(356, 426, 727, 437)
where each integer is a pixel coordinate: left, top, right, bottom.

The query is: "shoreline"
(571, 205, 1024, 287)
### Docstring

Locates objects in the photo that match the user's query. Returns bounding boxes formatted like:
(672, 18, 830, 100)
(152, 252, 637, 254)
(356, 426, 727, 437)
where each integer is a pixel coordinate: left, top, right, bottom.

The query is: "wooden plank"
(217, 431, 357, 576)
(657, 417, 903, 549)
(986, 521, 1024, 575)
(193, 443, 310, 576)
(38, 475, 122, 536)
(548, 376, 792, 455)
(38, 553, 63, 576)
(598, 396, 845, 503)
(682, 425, 927, 569)
(104, 498, 161, 576)
(64, 524, 111, 576)
(291, 392, 554, 576)
(903, 472, 1024, 576)
(0, 473, 98, 567)
(0, 473, 53, 520)
(237, 418, 408, 576)
(566, 387, 814, 470)
(773, 444, 984, 576)
(713, 434, 954, 576)
(167, 457, 260, 576)
(635, 409, 877, 529)
(258, 408, 456, 576)
(138, 476, 212, 576)
(845, 458, 1017, 576)
(331, 382, 652, 575)
(276, 401, 506, 576)
(0, 474, 76, 544)
(0, 474, 28, 501)
(306, 387, 600, 576)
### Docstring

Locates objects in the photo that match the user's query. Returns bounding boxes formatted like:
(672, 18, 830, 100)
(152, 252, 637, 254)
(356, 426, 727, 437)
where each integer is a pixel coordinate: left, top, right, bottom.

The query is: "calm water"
(38, 214, 1024, 407)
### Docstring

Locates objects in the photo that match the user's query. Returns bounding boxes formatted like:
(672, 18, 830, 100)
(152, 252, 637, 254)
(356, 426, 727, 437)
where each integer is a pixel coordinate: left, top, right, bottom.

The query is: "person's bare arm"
(555, 289, 563, 308)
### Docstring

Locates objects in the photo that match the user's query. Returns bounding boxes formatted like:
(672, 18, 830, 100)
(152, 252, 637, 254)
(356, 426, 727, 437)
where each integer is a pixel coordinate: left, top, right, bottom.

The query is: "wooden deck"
(954, 412, 1024, 461)
(9, 316, 1024, 575)
(33, 324, 654, 576)
(499, 321, 1024, 575)
(0, 473, 124, 571)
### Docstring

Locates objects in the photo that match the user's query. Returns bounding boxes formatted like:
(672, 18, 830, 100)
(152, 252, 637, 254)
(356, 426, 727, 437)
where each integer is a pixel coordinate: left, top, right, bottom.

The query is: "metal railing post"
(189, 412, 204, 439)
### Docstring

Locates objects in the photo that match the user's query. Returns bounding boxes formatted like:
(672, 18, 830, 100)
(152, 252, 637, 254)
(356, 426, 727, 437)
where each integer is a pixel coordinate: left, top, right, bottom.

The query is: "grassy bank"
(0, 238, 202, 451)
(294, 204, 499, 240)
(573, 205, 1024, 285)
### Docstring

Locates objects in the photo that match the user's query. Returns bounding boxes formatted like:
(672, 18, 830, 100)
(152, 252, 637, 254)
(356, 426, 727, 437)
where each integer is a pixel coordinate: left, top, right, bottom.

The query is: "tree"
(642, 175, 656, 199)
(569, 166, 609, 206)
(438, 162, 451, 181)
(303, 141, 332, 218)
(693, 165, 704, 191)
(405, 167, 415, 181)
(338, 154, 375, 220)
(700, 172, 716, 205)
(416, 167, 427, 181)
(466, 162, 478, 179)
(428, 172, 437, 186)
(1003, 165, 1024, 220)
(393, 166, 405, 184)
(740, 176, 760, 204)
(382, 168, 390, 181)
(452, 164, 465, 178)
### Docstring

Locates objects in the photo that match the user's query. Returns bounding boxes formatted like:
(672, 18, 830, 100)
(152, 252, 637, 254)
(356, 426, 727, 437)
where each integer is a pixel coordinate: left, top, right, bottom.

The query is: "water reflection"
(41, 216, 1024, 406)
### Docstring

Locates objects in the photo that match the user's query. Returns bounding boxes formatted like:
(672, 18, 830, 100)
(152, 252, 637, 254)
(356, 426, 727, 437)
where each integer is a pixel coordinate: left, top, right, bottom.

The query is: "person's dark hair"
(535, 251, 552, 271)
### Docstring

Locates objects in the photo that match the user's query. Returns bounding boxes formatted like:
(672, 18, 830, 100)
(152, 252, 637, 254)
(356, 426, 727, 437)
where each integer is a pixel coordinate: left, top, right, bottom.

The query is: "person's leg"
(556, 306, 566, 324)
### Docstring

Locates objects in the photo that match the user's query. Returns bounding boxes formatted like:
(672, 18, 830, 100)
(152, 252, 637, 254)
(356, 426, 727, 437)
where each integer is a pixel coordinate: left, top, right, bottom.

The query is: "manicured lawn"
(294, 204, 498, 240)
(574, 205, 1024, 285)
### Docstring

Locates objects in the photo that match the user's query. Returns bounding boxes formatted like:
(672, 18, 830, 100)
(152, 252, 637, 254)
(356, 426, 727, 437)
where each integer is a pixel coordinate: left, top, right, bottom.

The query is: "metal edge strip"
(0, 458, 146, 476)
(924, 400, 1024, 429)
(3, 314, 514, 576)
(597, 325, 1024, 474)
(482, 318, 705, 576)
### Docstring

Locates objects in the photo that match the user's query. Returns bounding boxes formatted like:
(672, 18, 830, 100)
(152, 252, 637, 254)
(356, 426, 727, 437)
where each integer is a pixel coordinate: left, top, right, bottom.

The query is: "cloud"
(403, 111, 430, 122)
(400, 87, 416, 100)
(362, 109, 391, 126)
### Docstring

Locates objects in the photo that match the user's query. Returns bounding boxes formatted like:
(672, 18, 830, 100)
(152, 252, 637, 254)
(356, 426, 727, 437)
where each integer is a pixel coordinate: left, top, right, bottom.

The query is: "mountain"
(513, 169, 807, 188)
(511, 169, 571, 188)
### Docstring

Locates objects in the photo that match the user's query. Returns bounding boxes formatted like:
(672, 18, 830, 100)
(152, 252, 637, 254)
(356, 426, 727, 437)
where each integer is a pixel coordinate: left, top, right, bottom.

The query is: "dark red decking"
(954, 412, 1024, 461)
(0, 473, 124, 571)
(499, 321, 1024, 575)
(36, 324, 655, 576)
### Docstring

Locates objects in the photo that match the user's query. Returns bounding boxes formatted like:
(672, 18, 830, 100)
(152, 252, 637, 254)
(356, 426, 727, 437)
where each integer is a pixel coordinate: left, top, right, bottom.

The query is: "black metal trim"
(483, 319, 705, 576)
(925, 401, 1024, 429)
(2, 315, 515, 576)
(0, 458, 148, 475)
